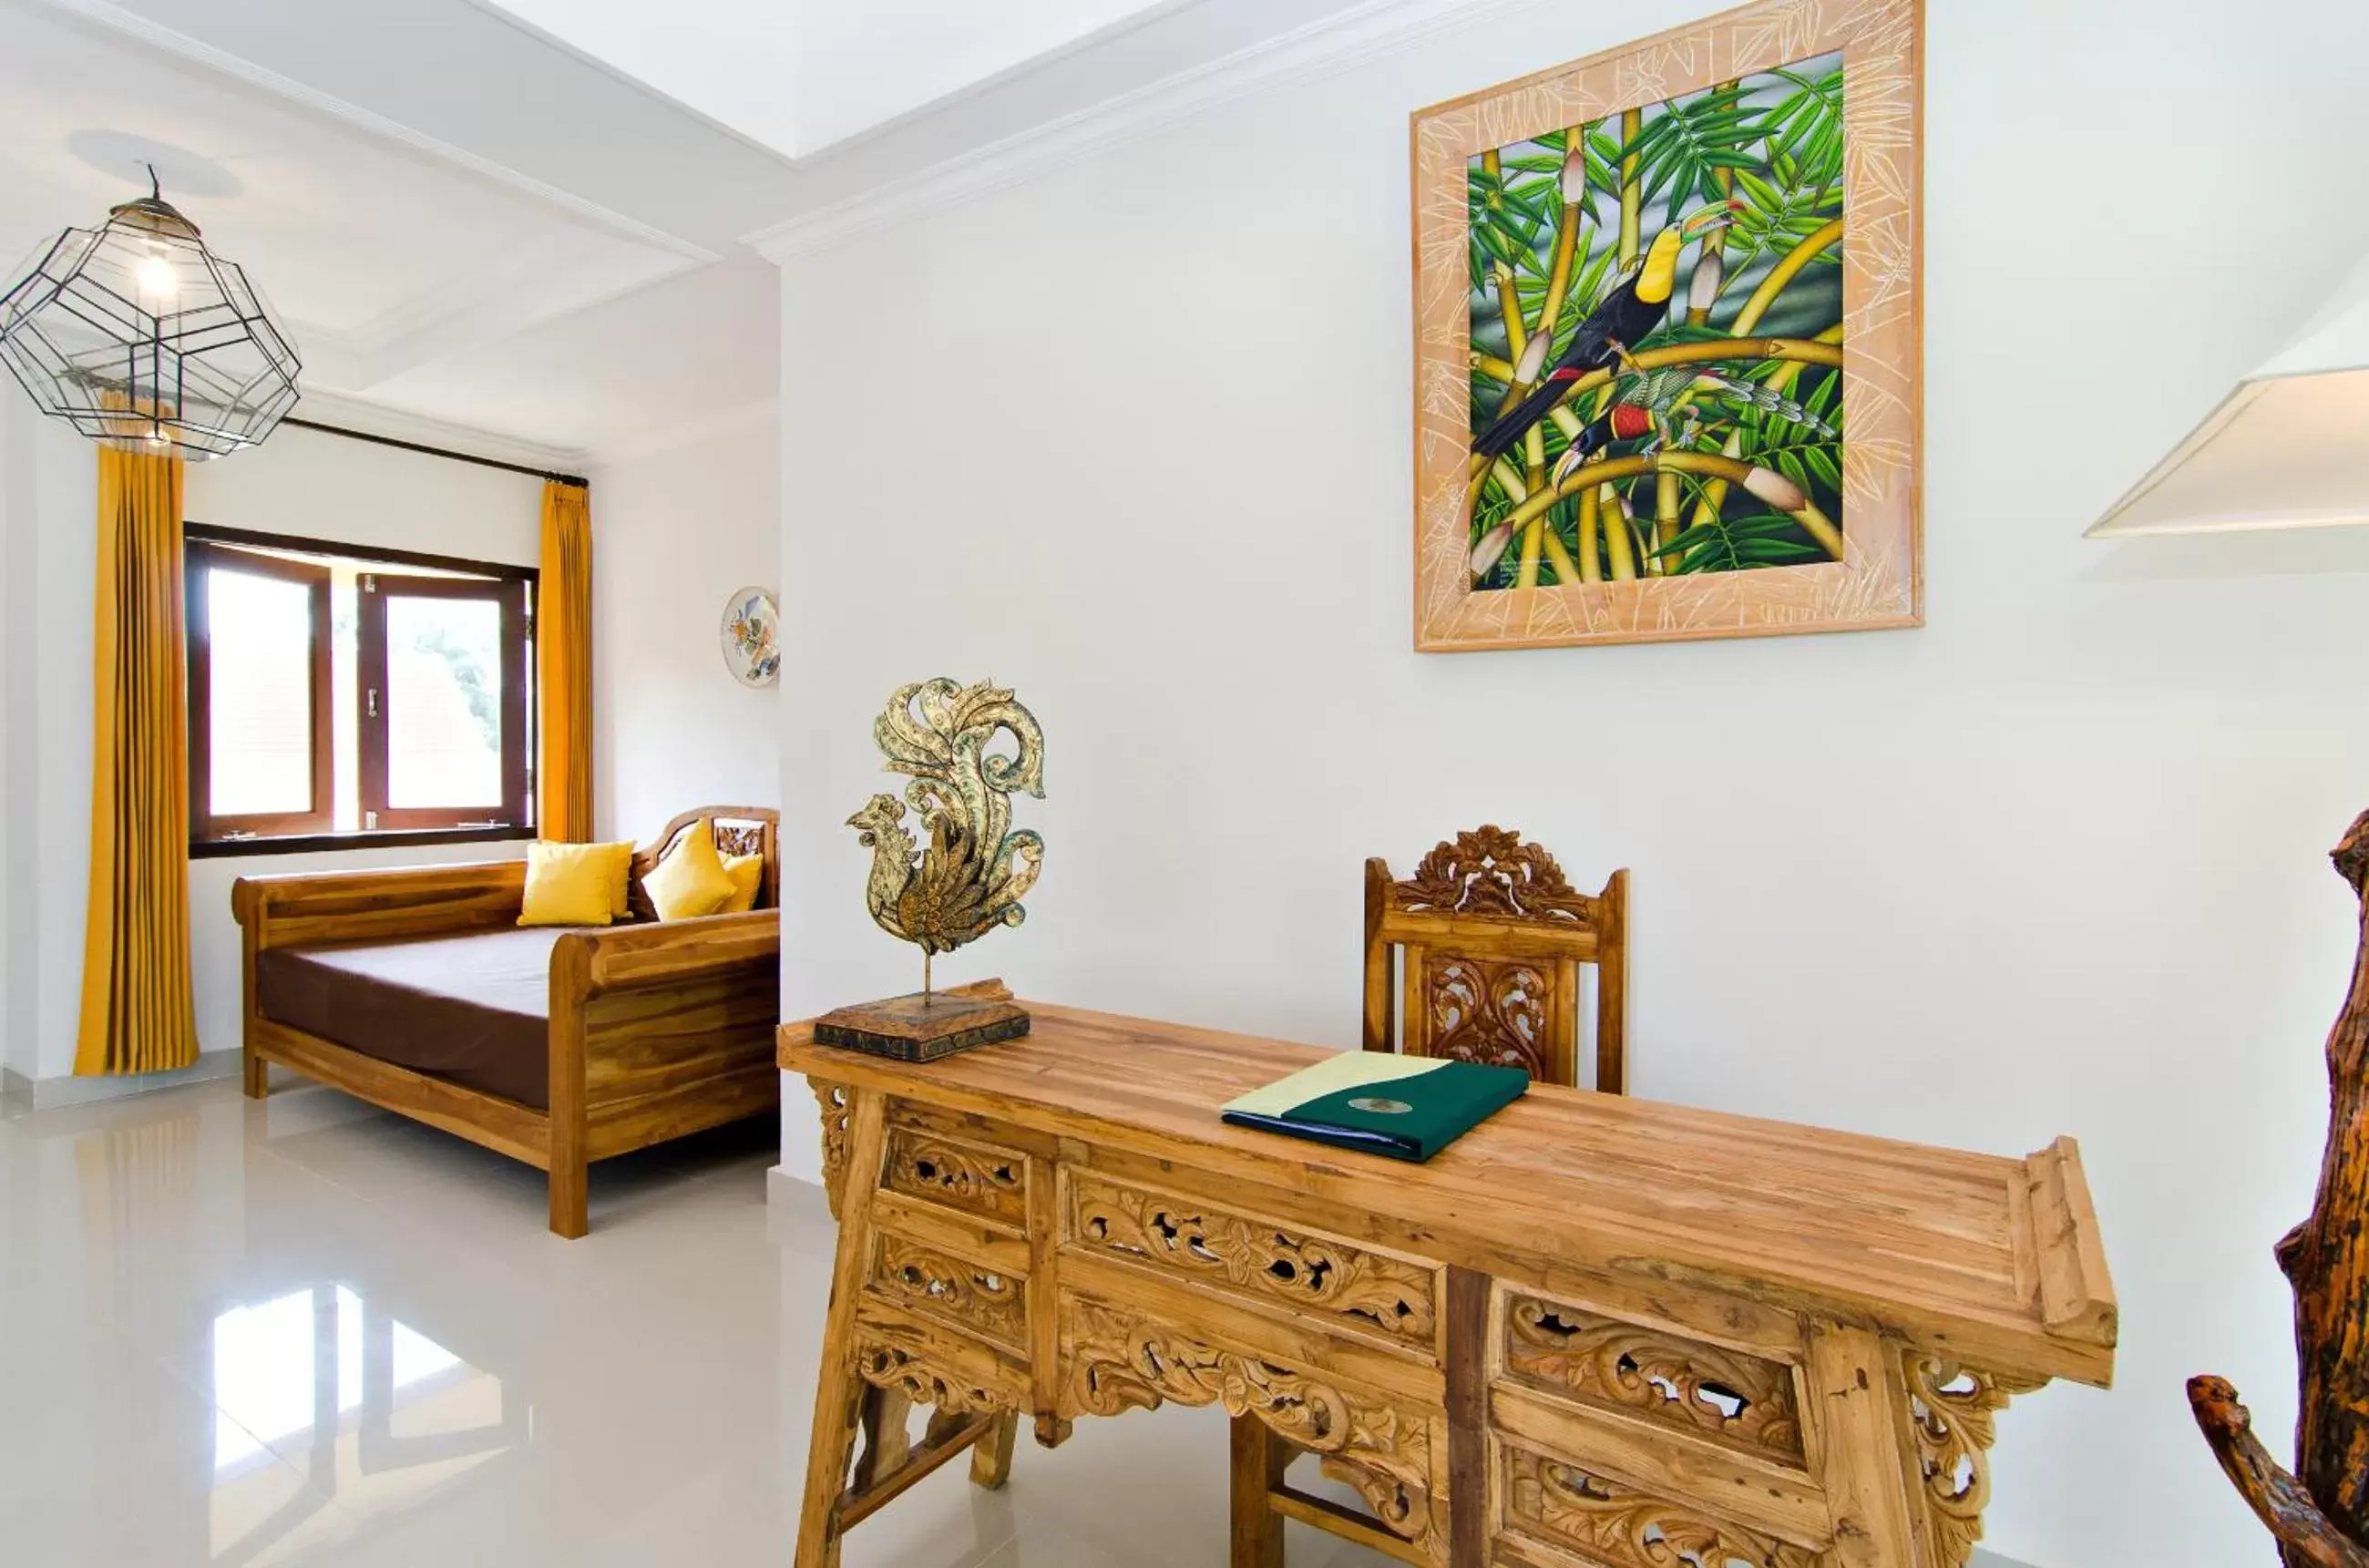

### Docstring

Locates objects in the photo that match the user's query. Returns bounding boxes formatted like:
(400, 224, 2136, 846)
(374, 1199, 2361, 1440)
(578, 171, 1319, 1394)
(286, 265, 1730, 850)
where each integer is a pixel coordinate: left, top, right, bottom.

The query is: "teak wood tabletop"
(779, 1002, 2116, 1567)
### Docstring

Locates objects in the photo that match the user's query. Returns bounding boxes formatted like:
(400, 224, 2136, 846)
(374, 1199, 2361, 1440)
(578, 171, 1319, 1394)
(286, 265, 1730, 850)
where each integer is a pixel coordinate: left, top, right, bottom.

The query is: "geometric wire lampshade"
(0, 175, 300, 461)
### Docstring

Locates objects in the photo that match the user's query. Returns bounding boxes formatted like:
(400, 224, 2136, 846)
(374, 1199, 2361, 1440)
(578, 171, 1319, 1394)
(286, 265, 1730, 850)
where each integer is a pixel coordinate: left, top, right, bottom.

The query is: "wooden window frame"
(182, 523, 538, 856)
(186, 539, 334, 843)
(355, 571, 532, 834)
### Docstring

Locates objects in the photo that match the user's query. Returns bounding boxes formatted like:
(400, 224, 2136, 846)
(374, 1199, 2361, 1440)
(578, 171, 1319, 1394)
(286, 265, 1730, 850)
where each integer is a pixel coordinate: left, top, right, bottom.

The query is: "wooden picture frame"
(1411, 0, 1923, 651)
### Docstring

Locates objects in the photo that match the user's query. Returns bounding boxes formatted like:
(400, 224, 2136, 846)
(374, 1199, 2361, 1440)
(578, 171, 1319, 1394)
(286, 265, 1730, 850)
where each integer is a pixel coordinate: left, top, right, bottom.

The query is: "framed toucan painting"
(1410, 0, 1923, 651)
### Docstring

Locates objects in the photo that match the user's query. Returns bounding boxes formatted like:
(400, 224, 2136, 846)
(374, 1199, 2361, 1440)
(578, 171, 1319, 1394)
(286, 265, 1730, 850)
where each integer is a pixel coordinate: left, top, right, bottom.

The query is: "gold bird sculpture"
(848, 678, 1044, 994)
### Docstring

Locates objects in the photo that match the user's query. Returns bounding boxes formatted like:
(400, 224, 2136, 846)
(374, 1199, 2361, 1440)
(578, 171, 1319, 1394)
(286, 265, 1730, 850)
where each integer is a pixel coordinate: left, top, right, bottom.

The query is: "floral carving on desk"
(812, 1081, 851, 1218)
(1505, 1294, 1804, 1460)
(870, 1233, 1026, 1348)
(1506, 1447, 1819, 1568)
(882, 1127, 1030, 1227)
(1061, 1295, 1436, 1547)
(1903, 1357, 2046, 1568)
(851, 1319, 1019, 1419)
(1068, 1173, 1437, 1345)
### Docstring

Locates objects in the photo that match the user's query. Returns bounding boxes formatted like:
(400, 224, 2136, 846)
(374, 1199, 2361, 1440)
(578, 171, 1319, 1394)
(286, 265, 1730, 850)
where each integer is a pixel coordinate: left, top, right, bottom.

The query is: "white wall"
(0, 397, 20, 1082)
(0, 407, 98, 1086)
(182, 422, 543, 564)
(770, 2, 2369, 1564)
(589, 420, 781, 842)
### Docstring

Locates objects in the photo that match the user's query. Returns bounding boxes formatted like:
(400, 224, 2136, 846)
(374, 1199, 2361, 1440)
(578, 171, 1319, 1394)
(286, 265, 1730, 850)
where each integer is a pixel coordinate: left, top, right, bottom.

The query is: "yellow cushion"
(644, 820, 737, 921)
(518, 840, 633, 927)
(718, 851, 764, 915)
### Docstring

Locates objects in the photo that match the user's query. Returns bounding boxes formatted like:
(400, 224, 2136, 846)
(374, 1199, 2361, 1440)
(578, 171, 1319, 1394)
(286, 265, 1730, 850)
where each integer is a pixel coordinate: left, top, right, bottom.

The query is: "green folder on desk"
(1221, 1052, 1527, 1163)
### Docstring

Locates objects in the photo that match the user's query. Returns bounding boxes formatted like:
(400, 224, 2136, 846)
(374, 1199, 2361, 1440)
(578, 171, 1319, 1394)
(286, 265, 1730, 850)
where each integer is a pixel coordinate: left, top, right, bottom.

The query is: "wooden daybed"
(231, 807, 783, 1238)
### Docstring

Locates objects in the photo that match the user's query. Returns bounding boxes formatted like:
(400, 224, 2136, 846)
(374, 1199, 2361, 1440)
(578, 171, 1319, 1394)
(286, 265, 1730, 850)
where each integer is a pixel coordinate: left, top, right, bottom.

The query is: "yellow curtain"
(537, 479, 594, 842)
(75, 445, 199, 1076)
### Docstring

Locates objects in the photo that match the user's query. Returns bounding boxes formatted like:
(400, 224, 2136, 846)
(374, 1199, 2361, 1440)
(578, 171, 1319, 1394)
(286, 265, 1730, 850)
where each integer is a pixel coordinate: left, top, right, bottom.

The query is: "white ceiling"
(475, 0, 1188, 159)
(0, 0, 1430, 461)
(0, 5, 718, 384)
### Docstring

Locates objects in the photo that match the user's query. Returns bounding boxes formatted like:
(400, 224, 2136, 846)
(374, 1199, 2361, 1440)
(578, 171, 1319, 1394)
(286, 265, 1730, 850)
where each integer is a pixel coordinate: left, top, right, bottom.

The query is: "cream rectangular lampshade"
(2089, 253, 2369, 537)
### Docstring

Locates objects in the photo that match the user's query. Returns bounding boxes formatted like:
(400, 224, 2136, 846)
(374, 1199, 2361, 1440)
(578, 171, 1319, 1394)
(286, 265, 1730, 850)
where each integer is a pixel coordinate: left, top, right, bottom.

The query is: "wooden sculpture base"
(814, 988, 1030, 1062)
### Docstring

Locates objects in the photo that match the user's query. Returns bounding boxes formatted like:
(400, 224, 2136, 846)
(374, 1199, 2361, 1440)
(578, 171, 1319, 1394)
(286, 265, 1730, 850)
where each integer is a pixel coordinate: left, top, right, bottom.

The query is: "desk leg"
(1803, 1321, 1925, 1568)
(970, 1410, 1020, 1489)
(795, 1088, 890, 1568)
(853, 1389, 912, 1489)
(1444, 1266, 1491, 1568)
(1230, 1413, 1290, 1568)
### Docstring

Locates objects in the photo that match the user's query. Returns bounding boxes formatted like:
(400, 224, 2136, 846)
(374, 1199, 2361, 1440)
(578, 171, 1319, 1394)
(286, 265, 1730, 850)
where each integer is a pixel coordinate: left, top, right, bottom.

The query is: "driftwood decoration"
(2190, 810, 2369, 1567)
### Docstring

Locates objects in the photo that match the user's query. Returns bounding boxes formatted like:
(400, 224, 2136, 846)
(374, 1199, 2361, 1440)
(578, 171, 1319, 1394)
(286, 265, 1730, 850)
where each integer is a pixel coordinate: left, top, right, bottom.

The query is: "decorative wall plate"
(721, 586, 780, 686)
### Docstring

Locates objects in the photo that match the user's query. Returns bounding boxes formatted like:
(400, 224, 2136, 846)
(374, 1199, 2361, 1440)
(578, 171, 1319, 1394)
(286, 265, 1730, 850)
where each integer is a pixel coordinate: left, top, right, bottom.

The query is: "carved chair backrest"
(627, 805, 781, 920)
(1363, 826, 1628, 1093)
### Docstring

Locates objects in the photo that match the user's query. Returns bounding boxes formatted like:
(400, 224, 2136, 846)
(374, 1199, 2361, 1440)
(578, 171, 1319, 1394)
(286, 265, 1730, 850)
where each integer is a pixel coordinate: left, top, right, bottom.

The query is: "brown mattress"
(255, 927, 569, 1111)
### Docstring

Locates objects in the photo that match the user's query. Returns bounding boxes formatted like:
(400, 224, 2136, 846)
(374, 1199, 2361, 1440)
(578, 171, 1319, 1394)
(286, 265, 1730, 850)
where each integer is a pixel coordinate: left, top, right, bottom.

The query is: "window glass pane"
(386, 597, 503, 810)
(206, 569, 313, 815)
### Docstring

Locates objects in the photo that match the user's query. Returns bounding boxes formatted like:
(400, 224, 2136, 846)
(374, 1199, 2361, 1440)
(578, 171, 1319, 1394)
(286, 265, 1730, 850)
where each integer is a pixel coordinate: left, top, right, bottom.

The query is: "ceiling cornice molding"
(744, 0, 1525, 262)
(329, 237, 706, 387)
(587, 395, 778, 468)
(25, 0, 723, 266)
(288, 385, 590, 474)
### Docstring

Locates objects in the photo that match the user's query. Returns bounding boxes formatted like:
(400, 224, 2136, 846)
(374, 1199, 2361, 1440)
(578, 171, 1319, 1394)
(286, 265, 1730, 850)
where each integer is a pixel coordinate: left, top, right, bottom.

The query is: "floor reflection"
(209, 1284, 520, 1563)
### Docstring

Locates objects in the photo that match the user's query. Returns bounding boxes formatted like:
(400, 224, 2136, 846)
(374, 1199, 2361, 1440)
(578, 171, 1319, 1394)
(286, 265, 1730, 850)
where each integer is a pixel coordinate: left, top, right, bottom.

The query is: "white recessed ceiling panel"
(478, 0, 1190, 157)
(0, 1, 707, 399)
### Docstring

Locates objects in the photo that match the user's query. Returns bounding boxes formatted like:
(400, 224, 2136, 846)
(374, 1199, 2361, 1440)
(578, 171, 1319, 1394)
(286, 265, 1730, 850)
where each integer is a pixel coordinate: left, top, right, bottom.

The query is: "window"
(185, 526, 536, 852)
(188, 542, 333, 839)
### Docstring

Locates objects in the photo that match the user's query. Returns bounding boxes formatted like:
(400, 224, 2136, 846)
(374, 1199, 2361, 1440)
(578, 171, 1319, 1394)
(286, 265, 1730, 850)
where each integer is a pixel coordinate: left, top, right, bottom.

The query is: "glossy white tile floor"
(0, 1072, 1397, 1567)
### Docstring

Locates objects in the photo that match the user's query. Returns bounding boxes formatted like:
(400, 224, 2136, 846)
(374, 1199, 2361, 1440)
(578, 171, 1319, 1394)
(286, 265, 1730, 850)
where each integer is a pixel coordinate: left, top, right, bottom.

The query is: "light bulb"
(133, 250, 177, 307)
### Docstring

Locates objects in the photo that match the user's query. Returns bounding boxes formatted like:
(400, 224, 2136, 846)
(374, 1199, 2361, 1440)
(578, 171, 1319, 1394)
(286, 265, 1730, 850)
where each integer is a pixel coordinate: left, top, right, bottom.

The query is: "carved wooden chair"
(1361, 825, 1629, 1093)
(1233, 828, 1629, 1564)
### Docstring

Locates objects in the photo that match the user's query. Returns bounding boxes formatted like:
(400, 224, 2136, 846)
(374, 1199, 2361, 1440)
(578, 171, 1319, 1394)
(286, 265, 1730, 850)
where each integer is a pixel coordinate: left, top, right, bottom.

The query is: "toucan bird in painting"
(1472, 200, 1741, 466)
(1545, 361, 1836, 487)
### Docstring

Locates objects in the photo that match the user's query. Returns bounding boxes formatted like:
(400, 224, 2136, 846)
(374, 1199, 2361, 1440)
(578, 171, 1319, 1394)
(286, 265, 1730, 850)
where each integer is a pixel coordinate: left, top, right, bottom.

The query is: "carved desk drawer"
(878, 1116, 1031, 1230)
(856, 1105, 1045, 1362)
(864, 1224, 1029, 1352)
(1498, 1289, 1807, 1467)
(1487, 1285, 1835, 1561)
(1062, 1170, 1441, 1356)
(1498, 1442, 1827, 1568)
(1058, 1289, 1449, 1562)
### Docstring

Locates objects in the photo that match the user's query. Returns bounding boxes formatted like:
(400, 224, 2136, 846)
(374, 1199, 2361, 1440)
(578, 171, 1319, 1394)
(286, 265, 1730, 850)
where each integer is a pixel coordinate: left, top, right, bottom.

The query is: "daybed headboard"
(629, 805, 781, 918)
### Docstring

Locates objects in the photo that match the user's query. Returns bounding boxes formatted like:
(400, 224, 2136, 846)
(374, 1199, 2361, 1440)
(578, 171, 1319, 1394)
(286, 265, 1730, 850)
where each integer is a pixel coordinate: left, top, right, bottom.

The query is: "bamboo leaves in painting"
(1618, 83, 1759, 216)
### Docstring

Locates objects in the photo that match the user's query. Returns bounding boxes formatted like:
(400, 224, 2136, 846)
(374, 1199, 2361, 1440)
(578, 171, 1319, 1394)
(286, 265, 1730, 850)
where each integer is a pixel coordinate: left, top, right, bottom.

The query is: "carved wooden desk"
(780, 1006, 2116, 1568)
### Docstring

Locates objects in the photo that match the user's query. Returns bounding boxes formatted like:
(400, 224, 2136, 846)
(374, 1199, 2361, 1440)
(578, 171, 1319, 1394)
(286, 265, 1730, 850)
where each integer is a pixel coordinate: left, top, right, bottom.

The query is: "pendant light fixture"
(2087, 251, 2369, 537)
(0, 168, 301, 460)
